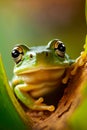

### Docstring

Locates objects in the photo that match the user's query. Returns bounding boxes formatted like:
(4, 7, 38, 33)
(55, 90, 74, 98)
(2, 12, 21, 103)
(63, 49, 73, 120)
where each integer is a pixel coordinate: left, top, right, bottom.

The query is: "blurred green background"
(0, 0, 86, 79)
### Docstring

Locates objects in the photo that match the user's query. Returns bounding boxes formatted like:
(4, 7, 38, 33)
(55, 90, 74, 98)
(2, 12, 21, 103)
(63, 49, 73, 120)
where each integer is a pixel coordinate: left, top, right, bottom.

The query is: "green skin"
(11, 39, 74, 111)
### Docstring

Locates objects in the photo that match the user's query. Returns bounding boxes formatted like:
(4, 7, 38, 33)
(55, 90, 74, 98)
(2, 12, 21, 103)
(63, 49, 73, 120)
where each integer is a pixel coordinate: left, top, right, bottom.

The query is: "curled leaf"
(0, 55, 31, 130)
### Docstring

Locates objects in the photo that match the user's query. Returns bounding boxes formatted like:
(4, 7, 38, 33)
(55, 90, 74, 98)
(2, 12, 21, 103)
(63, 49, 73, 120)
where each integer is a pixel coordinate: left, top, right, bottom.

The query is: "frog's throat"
(14, 66, 67, 97)
(14, 66, 67, 75)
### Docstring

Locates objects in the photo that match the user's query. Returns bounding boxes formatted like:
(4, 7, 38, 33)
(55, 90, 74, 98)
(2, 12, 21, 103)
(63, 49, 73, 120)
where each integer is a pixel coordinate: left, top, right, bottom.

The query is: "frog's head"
(11, 39, 72, 75)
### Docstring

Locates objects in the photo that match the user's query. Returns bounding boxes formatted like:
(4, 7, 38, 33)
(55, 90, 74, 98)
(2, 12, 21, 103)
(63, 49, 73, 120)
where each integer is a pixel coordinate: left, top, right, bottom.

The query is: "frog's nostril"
(46, 52, 48, 57)
(30, 54, 33, 58)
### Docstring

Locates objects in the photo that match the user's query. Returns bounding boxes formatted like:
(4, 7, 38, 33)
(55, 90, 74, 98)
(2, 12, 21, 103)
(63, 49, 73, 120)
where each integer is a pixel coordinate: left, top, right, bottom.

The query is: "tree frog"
(11, 39, 74, 112)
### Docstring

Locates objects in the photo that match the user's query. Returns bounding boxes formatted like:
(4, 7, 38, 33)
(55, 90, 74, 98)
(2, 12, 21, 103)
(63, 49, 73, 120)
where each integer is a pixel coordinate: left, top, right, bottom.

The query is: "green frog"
(11, 39, 75, 111)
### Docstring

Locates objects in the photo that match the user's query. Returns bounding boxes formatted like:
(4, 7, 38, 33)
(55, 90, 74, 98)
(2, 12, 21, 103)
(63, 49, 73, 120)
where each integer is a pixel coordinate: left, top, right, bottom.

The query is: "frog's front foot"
(32, 103, 55, 112)
(71, 51, 87, 75)
(14, 86, 55, 112)
(33, 97, 55, 112)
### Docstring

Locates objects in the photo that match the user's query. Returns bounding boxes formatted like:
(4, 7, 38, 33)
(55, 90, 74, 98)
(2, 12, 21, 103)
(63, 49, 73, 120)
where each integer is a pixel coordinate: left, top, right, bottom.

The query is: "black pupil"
(12, 49, 20, 58)
(58, 43, 65, 52)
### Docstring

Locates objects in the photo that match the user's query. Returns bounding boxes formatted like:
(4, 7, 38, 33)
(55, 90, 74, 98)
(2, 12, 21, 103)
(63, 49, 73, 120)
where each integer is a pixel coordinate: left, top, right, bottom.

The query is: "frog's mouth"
(14, 65, 68, 75)
(14, 66, 67, 85)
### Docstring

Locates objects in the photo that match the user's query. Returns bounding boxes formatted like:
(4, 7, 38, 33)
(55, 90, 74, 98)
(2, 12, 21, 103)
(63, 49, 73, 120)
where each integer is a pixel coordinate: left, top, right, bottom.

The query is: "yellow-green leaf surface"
(84, 35, 87, 53)
(85, 0, 87, 23)
(0, 55, 31, 130)
(68, 82, 87, 130)
(68, 36, 87, 130)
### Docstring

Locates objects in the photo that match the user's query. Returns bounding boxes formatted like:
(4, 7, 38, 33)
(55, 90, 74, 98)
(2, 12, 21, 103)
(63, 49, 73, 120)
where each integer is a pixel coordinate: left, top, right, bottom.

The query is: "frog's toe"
(35, 97, 44, 105)
(32, 104, 55, 111)
(47, 105, 55, 112)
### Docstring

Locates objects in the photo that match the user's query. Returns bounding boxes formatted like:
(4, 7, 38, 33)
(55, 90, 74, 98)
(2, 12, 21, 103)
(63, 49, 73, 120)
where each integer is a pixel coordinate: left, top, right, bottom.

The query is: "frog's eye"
(11, 46, 24, 64)
(47, 39, 66, 58)
(54, 40, 66, 58)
